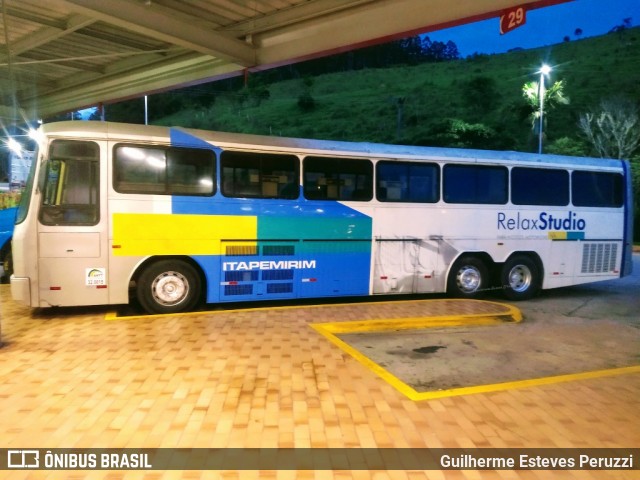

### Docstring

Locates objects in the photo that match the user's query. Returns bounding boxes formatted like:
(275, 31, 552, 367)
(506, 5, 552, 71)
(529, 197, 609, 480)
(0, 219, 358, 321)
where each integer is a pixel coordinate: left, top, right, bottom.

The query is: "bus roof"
(40, 120, 624, 170)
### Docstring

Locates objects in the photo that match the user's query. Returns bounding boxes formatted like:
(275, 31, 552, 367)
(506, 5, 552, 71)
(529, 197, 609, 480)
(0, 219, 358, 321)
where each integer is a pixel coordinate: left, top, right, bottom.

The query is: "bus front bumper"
(10, 275, 31, 306)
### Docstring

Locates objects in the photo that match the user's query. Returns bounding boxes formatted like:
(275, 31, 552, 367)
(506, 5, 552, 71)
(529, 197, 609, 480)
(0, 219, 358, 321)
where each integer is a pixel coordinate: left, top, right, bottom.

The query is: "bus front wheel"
(136, 260, 202, 314)
(447, 256, 489, 298)
(501, 255, 540, 301)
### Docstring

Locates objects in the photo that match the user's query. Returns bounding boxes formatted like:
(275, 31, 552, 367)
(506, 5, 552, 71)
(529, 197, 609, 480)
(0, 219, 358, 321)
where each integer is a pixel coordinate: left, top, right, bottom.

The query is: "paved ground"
(341, 254, 640, 391)
(0, 256, 638, 479)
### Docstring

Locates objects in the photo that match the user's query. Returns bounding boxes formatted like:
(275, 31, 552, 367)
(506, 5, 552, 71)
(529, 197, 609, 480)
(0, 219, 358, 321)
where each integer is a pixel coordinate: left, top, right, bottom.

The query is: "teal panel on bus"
(257, 215, 372, 243)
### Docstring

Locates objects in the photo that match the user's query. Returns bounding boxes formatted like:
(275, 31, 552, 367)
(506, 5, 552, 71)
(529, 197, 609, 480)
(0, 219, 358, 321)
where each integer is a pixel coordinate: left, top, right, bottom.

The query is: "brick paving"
(0, 287, 638, 479)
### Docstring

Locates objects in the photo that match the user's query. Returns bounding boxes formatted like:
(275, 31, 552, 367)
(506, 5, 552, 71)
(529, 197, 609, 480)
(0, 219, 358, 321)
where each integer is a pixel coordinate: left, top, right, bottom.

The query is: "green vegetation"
(106, 28, 640, 240)
(522, 78, 570, 140)
(0, 191, 21, 209)
(107, 27, 640, 156)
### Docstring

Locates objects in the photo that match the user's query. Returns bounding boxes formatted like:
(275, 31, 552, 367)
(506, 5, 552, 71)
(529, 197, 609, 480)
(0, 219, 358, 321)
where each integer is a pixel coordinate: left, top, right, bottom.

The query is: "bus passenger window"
(443, 164, 507, 204)
(114, 144, 215, 196)
(220, 150, 298, 199)
(303, 156, 373, 201)
(39, 140, 100, 226)
(572, 171, 623, 207)
(376, 161, 439, 203)
(511, 167, 568, 206)
(167, 148, 215, 195)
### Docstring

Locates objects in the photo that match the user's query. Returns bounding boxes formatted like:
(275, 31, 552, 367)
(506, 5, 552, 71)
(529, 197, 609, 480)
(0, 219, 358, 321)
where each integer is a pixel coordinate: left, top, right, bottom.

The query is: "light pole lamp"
(538, 64, 551, 154)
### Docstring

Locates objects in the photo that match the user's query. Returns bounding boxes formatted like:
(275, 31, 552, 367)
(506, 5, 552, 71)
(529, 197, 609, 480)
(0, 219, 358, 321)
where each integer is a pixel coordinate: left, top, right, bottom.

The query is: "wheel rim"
(456, 266, 481, 293)
(508, 264, 532, 293)
(151, 270, 189, 306)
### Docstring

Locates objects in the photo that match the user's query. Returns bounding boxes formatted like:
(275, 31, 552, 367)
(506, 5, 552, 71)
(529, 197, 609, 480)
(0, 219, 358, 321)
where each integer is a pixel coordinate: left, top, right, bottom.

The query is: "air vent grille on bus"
(581, 243, 617, 274)
(221, 242, 296, 297)
(226, 245, 258, 256)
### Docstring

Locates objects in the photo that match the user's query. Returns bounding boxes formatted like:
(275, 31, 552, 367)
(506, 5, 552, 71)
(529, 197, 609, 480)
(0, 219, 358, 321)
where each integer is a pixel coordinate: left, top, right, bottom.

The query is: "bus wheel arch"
(446, 253, 492, 298)
(133, 256, 205, 314)
(500, 252, 542, 301)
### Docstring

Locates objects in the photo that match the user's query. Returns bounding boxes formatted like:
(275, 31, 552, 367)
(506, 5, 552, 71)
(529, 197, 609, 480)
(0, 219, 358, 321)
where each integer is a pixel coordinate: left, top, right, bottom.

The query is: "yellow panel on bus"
(112, 213, 257, 256)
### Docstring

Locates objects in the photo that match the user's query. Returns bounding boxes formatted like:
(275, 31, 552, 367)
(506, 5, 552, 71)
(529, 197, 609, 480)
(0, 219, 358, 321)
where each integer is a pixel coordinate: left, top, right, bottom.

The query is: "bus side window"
(376, 161, 439, 203)
(113, 144, 215, 196)
(443, 164, 507, 204)
(220, 150, 298, 199)
(511, 167, 568, 206)
(303, 156, 373, 201)
(39, 140, 100, 226)
(167, 147, 216, 195)
(572, 171, 624, 208)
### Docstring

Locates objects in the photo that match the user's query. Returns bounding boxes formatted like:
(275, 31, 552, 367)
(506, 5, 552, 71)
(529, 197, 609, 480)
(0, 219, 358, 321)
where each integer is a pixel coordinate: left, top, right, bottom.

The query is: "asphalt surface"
(340, 254, 640, 391)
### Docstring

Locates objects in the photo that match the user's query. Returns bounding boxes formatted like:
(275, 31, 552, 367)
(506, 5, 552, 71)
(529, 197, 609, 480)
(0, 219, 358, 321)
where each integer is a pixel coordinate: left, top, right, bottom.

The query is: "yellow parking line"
(310, 302, 640, 400)
(411, 365, 640, 400)
(105, 297, 519, 321)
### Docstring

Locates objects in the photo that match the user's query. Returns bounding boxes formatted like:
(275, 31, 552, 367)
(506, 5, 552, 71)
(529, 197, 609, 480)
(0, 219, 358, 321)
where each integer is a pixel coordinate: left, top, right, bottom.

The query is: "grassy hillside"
(147, 27, 640, 154)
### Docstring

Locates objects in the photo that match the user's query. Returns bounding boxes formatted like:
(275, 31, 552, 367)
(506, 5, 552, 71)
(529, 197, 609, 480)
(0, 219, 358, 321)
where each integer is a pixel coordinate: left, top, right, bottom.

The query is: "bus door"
(373, 238, 438, 294)
(36, 140, 109, 307)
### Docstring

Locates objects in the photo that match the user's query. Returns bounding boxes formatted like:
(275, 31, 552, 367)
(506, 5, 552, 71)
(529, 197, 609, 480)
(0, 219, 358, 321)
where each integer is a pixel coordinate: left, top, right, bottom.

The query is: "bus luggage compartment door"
(298, 239, 370, 298)
(373, 238, 438, 294)
(37, 231, 109, 306)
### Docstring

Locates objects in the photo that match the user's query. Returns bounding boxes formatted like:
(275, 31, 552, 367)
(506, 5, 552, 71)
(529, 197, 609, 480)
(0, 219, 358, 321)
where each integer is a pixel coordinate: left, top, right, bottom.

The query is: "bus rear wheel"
(447, 256, 489, 298)
(501, 255, 540, 301)
(136, 260, 202, 314)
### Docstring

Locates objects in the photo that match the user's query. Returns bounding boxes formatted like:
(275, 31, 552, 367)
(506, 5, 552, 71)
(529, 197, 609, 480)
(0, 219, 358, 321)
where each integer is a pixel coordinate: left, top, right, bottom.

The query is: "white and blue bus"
(10, 121, 633, 314)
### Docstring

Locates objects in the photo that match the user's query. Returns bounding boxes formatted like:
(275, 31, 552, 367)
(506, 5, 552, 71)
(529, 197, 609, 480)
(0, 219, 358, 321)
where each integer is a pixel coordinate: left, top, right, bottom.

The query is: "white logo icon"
(8, 450, 40, 468)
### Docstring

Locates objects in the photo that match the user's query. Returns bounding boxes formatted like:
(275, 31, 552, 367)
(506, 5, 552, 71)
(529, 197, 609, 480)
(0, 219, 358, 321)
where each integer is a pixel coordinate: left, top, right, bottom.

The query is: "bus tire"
(136, 259, 202, 314)
(447, 256, 489, 298)
(501, 255, 540, 301)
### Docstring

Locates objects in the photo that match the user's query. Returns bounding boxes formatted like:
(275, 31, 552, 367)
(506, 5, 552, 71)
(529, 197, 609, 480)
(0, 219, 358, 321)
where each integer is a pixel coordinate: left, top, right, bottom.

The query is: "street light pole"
(538, 64, 551, 154)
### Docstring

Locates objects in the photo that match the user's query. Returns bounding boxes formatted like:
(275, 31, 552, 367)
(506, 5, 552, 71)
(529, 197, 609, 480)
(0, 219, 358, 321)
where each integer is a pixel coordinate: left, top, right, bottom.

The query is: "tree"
(609, 17, 633, 33)
(297, 76, 316, 112)
(579, 98, 640, 242)
(545, 137, 588, 156)
(443, 41, 460, 61)
(578, 98, 640, 159)
(462, 76, 498, 113)
(522, 79, 569, 135)
(417, 119, 500, 149)
(421, 37, 460, 62)
(399, 36, 424, 64)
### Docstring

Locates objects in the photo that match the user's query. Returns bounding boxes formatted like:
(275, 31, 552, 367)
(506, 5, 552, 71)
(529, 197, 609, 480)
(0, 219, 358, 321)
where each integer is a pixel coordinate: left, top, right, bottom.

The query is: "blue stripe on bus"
(168, 126, 373, 302)
(192, 247, 371, 303)
(169, 127, 222, 153)
(620, 159, 633, 278)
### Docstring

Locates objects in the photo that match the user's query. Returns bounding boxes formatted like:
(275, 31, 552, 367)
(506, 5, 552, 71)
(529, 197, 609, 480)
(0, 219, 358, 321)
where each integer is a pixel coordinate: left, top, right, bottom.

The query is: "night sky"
(426, 0, 638, 57)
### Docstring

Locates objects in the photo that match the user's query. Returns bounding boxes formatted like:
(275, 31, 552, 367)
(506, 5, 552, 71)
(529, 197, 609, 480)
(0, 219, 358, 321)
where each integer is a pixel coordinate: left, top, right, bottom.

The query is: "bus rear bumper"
(10, 275, 31, 306)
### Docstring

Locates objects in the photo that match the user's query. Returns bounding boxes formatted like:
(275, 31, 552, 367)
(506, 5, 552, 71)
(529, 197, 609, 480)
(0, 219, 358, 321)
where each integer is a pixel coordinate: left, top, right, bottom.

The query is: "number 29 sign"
(500, 6, 526, 35)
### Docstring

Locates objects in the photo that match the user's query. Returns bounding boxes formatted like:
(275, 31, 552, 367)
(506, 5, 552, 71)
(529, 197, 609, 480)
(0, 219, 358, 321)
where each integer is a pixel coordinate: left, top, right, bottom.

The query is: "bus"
(0, 149, 34, 282)
(0, 204, 16, 282)
(10, 121, 633, 314)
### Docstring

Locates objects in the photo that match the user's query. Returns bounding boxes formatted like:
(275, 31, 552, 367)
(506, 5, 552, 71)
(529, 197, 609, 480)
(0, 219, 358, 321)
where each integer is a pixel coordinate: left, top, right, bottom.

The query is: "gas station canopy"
(0, 0, 569, 121)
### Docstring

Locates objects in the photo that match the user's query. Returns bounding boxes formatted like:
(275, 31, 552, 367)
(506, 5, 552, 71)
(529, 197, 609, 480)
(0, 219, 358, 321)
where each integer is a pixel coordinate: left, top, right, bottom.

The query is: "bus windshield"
(15, 146, 38, 225)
